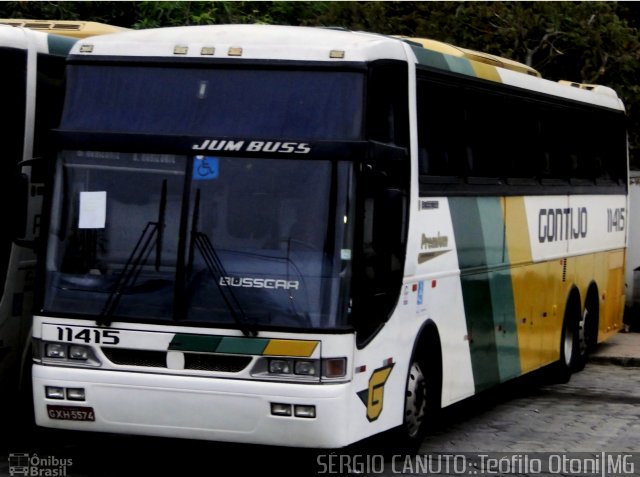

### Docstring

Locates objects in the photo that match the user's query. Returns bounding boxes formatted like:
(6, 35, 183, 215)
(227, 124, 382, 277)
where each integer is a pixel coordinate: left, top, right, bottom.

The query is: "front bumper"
(33, 364, 352, 448)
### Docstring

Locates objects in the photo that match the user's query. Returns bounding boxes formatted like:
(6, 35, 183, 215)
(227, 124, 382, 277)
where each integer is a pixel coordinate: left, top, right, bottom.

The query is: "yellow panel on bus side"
(504, 196, 542, 373)
(539, 258, 566, 367)
(504, 197, 570, 372)
(510, 263, 543, 373)
(602, 250, 625, 341)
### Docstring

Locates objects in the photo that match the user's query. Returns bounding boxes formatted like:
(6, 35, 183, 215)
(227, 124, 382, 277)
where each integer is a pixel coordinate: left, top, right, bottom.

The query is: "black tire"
(573, 290, 599, 372)
(397, 344, 442, 452)
(549, 297, 580, 383)
(584, 290, 600, 353)
(403, 359, 428, 442)
(377, 329, 442, 456)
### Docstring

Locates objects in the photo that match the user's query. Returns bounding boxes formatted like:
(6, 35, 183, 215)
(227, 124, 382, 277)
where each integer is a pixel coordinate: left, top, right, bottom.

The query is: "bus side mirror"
(13, 158, 45, 249)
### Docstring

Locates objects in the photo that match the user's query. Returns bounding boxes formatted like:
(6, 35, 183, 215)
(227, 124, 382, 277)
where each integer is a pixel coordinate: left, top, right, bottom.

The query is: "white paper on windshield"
(78, 191, 107, 229)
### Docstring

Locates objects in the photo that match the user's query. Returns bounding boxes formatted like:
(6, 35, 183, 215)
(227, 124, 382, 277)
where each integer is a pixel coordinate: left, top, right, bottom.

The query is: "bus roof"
(70, 24, 408, 62)
(69, 24, 624, 111)
(0, 24, 76, 55)
(397, 36, 542, 78)
(0, 19, 125, 39)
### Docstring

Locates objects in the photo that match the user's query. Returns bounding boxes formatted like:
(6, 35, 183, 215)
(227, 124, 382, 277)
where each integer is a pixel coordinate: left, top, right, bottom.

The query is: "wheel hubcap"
(563, 322, 574, 367)
(578, 308, 589, 356)
(405, 362, 427, 438)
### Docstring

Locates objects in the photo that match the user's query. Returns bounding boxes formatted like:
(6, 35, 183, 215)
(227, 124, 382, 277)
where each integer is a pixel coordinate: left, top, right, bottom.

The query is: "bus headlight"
(45, 343, 67, 359)
(269, 359, 292, 374)
(69, 345, 90, 360)
(294, 360, 316, 376)
(41, 341, 101, 367)
(253, 357, 345, 382)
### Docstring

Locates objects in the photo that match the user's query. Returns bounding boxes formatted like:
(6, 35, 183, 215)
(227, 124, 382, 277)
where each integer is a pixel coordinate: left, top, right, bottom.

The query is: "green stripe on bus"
(450, 197, 500, 392)
(169, 334, 316, 356)
(216, 337, 269, 355)
(443, 55, 476, 77)
(450, 197, 521, 392)
(488, 269, 521, 382)
(410, 45, 478, 78)
(169, 334, 223, 352)
(459, 272, 501, 392)
(450, 197, 490, 270)
(476, 198, 505, 267)
(410, 46, 451, 71)
(477, 198, 521, 382)
(46, 34, 77, 56)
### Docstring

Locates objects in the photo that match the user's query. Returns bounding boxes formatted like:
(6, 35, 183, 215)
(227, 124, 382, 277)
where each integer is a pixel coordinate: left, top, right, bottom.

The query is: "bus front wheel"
(404, 360, 427, 439)
(399, 340, 441, 447)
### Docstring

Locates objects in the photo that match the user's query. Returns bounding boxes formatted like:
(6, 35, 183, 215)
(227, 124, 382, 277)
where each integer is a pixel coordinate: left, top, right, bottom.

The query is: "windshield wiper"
(155, 179, 167, 270)
(187, 189, 257, 337)
(97, 180, 167, 326)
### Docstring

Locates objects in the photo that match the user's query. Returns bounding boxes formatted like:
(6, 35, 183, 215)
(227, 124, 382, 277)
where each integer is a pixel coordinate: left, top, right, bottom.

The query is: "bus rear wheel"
(550, 298, 580, 383)
(574, 290, 599, 372)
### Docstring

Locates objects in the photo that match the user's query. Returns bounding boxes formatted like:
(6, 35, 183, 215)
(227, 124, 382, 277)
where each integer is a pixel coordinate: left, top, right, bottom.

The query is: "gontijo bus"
(31, 25, 627, 447)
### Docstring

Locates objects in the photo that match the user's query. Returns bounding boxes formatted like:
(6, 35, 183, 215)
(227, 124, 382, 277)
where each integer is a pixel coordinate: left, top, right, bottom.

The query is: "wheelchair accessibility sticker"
(193, 156, 219, 180)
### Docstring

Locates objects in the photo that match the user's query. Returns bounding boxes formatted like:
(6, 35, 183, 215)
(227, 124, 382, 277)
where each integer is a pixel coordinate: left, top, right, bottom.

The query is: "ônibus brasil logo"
(8, 453, 72, 476)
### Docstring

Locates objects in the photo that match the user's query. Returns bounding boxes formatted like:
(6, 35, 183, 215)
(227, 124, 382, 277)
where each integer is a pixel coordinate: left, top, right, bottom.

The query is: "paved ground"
(418, 363, 640, 453)
(1, 333, 639, 476)
(590, 331, 640, 367)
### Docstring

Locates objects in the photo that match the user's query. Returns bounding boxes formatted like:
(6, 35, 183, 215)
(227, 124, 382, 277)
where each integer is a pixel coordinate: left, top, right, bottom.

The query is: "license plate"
(47, 405, 95, 421)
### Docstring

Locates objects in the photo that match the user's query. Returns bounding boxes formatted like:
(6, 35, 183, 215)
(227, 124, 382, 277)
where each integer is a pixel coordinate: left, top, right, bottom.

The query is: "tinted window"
(417, 74, 627, 192)
(34, 53, 67, 158)
(367, 62, 409, 146)
(0, 48, 27, 293)
(44, 151, 355, 330)
(62, 65, 365, 140)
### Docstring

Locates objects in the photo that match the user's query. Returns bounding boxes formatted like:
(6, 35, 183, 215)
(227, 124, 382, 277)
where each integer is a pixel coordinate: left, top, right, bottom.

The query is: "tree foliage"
(2, 1, 639, 166)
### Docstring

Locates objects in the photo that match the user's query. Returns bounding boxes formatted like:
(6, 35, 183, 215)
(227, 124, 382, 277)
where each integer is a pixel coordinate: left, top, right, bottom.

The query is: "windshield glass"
(44, 152, 354, 330)
(61, 65, 364, 140)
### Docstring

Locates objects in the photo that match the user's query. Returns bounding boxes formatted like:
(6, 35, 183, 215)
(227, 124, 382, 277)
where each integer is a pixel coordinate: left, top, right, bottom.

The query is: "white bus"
(0, 25, 76, 401)
(0, 20, 123, 410)
(31, 25, 627, 448)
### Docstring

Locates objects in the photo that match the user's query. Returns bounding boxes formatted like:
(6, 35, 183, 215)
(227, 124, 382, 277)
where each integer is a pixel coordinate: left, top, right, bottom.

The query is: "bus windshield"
(44, 151, 354, 330)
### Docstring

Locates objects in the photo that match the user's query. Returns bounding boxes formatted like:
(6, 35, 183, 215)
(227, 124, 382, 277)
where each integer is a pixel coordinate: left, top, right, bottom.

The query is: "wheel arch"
(565, 285, 582, 322)
(410, 319, 443, 407)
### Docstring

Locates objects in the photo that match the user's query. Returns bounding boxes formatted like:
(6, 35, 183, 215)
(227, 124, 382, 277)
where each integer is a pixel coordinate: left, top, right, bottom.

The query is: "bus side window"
(367, 61, 409, 147)
(357, 171, 406, 333)
(354, 61, 410, 340)
(417, 79, 468, 180)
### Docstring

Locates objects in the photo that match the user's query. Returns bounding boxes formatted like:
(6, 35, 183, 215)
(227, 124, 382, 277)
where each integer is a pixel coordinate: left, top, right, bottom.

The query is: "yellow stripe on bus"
(262, 339, 319, 357)
(469, 61, 502, 83)
(503, 196, 546, 373)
